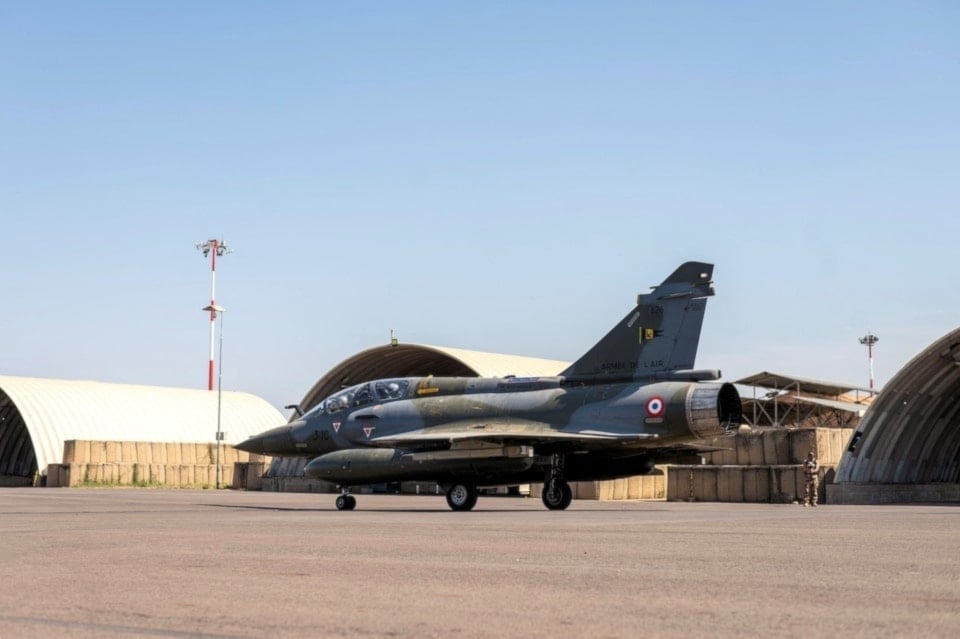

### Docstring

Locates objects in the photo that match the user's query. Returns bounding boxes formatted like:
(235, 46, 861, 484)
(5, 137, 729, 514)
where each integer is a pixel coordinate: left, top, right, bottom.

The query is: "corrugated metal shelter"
(296, 343, 571, 415)
(836, 326, 960, 485)
(0, 375, 285, 482)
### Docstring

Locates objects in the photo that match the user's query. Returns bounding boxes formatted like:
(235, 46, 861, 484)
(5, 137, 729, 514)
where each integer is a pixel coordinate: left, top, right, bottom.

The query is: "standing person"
(803, 451, 820, 507)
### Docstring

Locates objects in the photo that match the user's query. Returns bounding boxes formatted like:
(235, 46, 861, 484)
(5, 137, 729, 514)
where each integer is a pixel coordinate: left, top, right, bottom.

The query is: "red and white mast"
(197, 239, 230, 390)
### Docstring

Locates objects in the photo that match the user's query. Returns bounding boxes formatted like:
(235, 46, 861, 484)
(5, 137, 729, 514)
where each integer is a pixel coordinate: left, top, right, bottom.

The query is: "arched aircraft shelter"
(830, 326, 960, 503)
(0, 375, 284, 486)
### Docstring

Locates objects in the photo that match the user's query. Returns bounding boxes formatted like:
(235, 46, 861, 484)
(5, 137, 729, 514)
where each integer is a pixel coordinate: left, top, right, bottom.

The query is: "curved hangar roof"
(836, 326, 960, 483)
(298, 344, 571, 415)
(0, 375, 285, 479)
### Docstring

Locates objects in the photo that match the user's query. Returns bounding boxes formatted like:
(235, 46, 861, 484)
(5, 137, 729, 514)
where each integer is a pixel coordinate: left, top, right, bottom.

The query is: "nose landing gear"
(335, 488, 357, 511)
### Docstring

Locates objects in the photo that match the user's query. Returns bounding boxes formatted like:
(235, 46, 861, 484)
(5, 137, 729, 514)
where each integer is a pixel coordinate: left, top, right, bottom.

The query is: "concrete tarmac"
(1, 489, 958, 638)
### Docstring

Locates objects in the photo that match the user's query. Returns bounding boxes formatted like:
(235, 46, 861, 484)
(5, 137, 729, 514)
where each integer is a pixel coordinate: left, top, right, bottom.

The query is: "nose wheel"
(335, 491, 357, 511)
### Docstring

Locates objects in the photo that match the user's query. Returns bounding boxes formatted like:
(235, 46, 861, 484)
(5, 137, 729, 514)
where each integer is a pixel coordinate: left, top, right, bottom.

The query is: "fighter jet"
(237, 261, 741, 511)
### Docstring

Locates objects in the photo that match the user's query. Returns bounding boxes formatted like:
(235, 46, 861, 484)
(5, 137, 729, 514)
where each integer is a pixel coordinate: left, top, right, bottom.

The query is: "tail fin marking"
(560, 262, 715, 380)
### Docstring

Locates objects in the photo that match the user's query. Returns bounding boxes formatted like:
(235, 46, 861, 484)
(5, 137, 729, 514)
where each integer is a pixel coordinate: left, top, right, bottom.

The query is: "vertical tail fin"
(560, 262, 715, 380)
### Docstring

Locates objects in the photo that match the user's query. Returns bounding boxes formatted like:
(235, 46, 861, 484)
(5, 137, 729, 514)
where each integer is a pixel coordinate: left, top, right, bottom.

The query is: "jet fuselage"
(241, 375, 740, 486)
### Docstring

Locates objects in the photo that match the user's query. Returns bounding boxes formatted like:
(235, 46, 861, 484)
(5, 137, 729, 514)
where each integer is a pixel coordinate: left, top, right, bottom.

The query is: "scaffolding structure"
(734, 371, 875, 429)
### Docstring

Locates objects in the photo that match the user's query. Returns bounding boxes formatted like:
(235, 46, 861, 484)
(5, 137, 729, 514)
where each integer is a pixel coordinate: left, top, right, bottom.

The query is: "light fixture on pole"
(203, 303, 225, 488)
(859, 332, 879, 395)
(196, 239, 231, 391)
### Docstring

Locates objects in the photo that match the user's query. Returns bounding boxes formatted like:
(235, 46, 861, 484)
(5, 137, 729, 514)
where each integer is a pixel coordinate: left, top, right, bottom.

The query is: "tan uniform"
(803, 456, 819, 506)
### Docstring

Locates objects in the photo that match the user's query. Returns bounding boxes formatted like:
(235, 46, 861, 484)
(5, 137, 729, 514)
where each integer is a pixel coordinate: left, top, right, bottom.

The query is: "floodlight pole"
(203, 304, 225, 488)
(196, 239, 230, 391)
(216, 310, 224, 489)
(859, 333, 879, 395)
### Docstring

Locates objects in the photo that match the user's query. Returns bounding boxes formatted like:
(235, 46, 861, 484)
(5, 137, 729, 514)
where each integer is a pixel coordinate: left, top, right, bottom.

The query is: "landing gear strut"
(445, 483, 479, 511)
(335, 488, 357, 511)
(542, 454, 573, 511)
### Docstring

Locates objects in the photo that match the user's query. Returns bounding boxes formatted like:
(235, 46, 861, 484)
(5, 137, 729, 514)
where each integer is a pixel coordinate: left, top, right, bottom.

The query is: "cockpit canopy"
(306, 379, 411, 417)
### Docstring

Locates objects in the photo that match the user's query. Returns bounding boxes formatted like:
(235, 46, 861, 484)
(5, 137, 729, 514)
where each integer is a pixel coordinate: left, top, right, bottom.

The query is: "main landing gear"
(335, 488, 357, 511)
(445, 483, 479, 511)
(542, 454, 572, 511)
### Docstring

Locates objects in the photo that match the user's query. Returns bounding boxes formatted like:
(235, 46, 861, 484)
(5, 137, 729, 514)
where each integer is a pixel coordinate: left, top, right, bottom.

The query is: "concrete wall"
(261, 475, 337, 493)
(570, 471, 666, 501)
(231, 462, 266, 490)
(666, 427, 854, 504)
(666, 465, 836, 503)
(827, 482, 960, 504)
(45, 440, 268, 488)
(700, 427, 854, 467)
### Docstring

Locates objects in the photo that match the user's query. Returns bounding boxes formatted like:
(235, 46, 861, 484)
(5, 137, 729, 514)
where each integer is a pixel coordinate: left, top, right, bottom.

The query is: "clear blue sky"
(2, 1, 958, 411)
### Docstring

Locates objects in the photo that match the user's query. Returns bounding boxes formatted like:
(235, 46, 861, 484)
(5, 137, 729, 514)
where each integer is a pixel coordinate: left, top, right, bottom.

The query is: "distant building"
(0, 375, 283, 486)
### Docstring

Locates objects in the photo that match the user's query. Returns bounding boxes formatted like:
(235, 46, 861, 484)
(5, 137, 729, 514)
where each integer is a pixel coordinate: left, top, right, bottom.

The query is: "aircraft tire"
(336, 495, 357, 511)
(542, 480, 573, 510)
(445, 484, 478, 511)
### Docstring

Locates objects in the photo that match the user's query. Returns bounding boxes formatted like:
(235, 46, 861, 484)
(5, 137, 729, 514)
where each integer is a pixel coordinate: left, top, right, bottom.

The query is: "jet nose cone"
(234, 436, 261, 454)
(235, 425, 295, 455)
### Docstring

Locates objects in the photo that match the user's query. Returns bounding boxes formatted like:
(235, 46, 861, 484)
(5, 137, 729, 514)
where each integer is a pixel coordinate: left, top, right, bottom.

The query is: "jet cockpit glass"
(303, 401, 326, 419)
(375, 379, 408, 400)
(352, 383, 375, 407)
(325, 388, 356, 414)
(323, 380, 409, 414)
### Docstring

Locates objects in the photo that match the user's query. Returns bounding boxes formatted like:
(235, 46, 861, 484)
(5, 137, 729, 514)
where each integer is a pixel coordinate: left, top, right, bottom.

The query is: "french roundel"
(645, 396, 665, 417)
